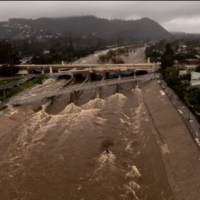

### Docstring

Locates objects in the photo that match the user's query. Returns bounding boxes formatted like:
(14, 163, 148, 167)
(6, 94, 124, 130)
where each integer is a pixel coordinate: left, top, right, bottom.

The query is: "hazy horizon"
(1, 1, 200, 33)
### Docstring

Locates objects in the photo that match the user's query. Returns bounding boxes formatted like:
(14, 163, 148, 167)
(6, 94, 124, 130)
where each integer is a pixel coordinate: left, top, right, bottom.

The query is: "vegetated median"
(0, 78, 21, 87)
(0, 75, 46, 102)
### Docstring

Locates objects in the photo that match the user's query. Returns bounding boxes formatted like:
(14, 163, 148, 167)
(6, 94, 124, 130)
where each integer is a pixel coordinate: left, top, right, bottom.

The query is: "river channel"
(0, 81, 174, 200)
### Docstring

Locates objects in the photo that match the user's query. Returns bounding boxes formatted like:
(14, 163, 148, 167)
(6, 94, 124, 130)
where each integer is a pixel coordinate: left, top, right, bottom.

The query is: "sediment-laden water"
(0, 83, 174, 200)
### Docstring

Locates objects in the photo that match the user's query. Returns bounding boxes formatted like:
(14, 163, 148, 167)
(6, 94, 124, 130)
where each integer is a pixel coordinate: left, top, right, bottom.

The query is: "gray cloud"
(0, 1, 200, 32)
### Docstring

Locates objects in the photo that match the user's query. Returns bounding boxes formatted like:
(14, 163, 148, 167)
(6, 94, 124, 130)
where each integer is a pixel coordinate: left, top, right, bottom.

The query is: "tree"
(98, 54, 108, 63)
(195, 65, 200, 72)
(107, 50, 116, 59)
(0, 40, 20, 64)
(174, 53, 186, 62)
(0, 64, 19, 77)
(163, 43, 174, 57)
(117, 57, 125, 64)
(111, 57, 117, 64)
(166, 76, 181, 87)
(161, 55, 174, 69)
(161, 43, 174, 70)
(111, 57, 125, 64)
(181, 73, 191, 82)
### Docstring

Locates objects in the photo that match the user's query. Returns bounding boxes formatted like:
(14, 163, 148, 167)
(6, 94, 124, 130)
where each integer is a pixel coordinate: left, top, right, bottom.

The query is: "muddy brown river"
(0, 81, 175, 200)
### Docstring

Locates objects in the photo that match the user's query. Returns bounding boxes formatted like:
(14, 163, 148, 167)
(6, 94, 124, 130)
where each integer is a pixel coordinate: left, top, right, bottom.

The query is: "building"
(184, 59, 200, 65)
(43, 50, 50, 54)
(20, 57, 32, 64)
(179, 70, 187, 76)
(190, 72, 200, 87)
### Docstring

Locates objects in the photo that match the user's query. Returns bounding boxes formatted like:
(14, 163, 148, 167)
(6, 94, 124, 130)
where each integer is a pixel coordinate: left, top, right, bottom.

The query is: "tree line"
(150, 41, 200, 121)
(98, 47, 136, 64)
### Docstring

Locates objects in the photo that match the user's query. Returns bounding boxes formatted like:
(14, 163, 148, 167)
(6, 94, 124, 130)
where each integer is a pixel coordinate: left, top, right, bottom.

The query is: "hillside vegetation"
(1, 16, 171, 41)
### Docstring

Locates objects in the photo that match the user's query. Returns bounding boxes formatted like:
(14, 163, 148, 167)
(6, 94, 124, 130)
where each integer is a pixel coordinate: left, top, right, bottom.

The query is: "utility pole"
(8, 51, 13, 77)
(3, 89, 6, 99)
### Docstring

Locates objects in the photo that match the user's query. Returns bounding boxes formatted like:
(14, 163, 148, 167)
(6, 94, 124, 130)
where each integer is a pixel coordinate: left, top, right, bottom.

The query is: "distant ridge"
(1, 15, 171, 40)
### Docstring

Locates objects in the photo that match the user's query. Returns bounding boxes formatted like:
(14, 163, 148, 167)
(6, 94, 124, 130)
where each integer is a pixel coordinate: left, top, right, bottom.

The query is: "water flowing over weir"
(0, 83, 174, 200)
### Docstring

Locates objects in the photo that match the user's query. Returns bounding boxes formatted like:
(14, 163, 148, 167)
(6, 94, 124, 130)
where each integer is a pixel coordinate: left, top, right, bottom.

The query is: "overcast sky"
(0, 1, 200, 33)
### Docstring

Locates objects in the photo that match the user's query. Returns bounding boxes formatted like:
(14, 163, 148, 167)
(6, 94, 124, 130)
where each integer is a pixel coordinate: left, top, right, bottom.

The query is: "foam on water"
(124, 165, 141, 200)
(44, 108, 100, 132)
(60, 103, 82, 114)
(95, 150, 116, 173)
(124, 181, 140, 200)
(106, 93, 127, 108)
(161, 144, 170, 154)
(131, 103, 144, 134)
(126, 165, 141, 178)
(0, 110, 52, 177)
(120, 118, 131, 126)
(132, 84, 142, 94)
(81, 98, 106, 110)
(4, 105, 19, 117)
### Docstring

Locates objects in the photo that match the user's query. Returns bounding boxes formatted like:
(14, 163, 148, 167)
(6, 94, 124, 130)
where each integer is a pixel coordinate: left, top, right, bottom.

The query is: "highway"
(0, 75, 35, 91)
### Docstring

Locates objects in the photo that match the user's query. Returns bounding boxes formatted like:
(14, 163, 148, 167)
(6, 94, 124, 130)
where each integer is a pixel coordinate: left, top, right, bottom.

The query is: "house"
(190, 72, 200, 87)
(20, 57, 32, 64)
(43, 50, 50, 54)
(179, 70, 187, 76)
(191, 72, 200, 80)
(184, 59, 200, 65)
(181, 45, 187, 49)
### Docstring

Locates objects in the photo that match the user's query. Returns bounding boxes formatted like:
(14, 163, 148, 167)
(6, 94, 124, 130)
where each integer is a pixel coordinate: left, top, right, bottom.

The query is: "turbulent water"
(0, 83, 174, 200)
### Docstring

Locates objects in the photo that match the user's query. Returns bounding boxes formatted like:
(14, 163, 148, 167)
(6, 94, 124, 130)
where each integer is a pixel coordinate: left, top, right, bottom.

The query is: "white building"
(190, 72, 200, 87)
(43, 50, 50, 54)
(179, 70, 187, 76)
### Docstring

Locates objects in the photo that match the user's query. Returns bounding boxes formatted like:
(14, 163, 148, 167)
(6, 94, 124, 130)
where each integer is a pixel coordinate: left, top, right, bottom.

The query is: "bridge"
(49, 65, 157, 79)
(9, 75, 152, 105)
(0, 63, 159, 75)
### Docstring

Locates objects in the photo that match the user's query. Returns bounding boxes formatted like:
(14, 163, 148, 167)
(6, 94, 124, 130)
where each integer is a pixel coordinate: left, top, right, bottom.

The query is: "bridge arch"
(57, 74, 72, 80)
(135, 70, 149, 76)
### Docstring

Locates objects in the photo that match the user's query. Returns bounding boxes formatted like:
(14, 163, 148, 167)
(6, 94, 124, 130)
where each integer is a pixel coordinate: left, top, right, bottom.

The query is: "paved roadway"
(158, 79, 200, 149)
(0, 75, 35, 91)
(0, 76, 22, 80)
(0, 75, 36, 111)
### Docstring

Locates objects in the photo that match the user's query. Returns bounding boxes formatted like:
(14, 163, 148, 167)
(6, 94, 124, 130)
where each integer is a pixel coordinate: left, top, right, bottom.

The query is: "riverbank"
(143, 80, 200, 200)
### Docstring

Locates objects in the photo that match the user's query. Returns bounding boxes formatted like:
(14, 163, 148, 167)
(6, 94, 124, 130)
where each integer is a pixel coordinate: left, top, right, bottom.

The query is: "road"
(159, 79, 200, 149)
(0, 74, 35, 90)
(0, 76, 22, 80)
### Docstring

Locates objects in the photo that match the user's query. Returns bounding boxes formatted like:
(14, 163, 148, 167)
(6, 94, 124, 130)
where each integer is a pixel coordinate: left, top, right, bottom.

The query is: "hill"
(0, 16, 171, 41)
